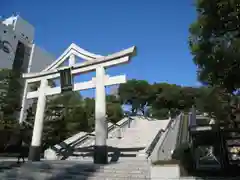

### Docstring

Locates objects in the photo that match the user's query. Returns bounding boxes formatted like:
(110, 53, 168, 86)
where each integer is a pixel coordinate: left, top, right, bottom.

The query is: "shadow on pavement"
(0, 144, 145, 179)
(0, 160, 101, 180)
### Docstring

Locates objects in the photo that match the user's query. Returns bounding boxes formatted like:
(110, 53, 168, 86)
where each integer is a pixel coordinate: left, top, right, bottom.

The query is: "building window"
(3, 30, 7, 33)
(14, 35, 16, 39)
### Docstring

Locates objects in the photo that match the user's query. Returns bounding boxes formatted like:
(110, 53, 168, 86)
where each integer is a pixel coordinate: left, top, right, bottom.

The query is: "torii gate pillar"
(28, 79, 48, 161)
(94, 66, 108, 163)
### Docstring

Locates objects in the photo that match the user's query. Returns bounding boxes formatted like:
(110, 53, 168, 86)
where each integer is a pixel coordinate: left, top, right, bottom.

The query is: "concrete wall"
(30, 44, 55, 72)
(150, 115, 181, 162)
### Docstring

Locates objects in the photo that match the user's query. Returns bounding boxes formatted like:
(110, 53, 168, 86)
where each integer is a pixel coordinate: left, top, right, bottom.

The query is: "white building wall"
(3, 15, 34, 44)
(2, 17, 15, 27)
(0, 23, 19, 69)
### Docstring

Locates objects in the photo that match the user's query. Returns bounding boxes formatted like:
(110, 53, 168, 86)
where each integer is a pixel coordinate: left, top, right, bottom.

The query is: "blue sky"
(1, 0, 199, 97)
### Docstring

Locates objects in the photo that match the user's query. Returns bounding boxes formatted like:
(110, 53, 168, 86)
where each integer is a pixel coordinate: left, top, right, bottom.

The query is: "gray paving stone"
(0, 160, 151, 180)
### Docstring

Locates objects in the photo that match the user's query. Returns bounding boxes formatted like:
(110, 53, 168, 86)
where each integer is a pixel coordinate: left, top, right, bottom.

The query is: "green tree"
(189, 0, 240, 94)
(106, 95, 123, 123)
(179, 87, 199, 110)
(25, 91, 88, 148)
(0, 69, 11, 117)
(150, 83, 182, 118)
(189, 0, 240, 123)
(43, 105, 68, 148)
(118, 79, 152, 115)
(83, 97, 95, 131)
(195, 86, 231, 120)
(0, 68, 22, 128)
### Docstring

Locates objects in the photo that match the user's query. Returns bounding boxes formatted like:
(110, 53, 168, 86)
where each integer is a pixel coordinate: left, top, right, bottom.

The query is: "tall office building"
(0, 14, 55, 123)
(110, 86, 119, 98)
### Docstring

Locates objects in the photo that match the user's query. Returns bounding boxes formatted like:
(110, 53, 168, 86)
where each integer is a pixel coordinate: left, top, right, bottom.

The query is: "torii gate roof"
(43, 43, 136, 72)
(23, 43, 136, 80)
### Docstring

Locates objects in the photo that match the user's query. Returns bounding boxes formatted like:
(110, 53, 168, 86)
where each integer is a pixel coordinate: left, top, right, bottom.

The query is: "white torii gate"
(21, 43, 136, 164)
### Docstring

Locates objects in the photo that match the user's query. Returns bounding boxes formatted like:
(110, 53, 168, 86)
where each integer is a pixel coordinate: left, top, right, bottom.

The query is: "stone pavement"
(1, 159, 239, 180)
(0, 159, 151, 180)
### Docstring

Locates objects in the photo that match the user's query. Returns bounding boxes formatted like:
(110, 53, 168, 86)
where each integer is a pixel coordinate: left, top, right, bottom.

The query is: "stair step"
(21, 163, 149, 171)
(0, 173, 150, 180)
(49, 171, 148, 178)
(23, 166, 150, 172)
(23, 160, 149, 165)
(7, 169, 150, 178)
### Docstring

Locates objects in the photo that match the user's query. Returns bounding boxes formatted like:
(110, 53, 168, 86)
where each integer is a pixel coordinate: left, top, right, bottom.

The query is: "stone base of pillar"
(44, 148, 58, 160)
(93, 145, 108, 164)
(28, 146, 41, 161)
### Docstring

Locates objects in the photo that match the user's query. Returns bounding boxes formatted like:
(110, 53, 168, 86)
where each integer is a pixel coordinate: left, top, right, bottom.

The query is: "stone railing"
(145, 129, 164, 158)
(44, 117, 132, 160)
(149, 113, 183, 162)
(144, 116, 175, 158)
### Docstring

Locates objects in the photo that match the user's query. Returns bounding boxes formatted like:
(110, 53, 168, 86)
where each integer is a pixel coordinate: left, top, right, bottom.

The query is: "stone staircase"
(67, 117, 171, 161)
(44, 116, 170, 162)
(0, 116, 173, 179)
(44, 117, 132, 160)
(0, 160, 151, 179)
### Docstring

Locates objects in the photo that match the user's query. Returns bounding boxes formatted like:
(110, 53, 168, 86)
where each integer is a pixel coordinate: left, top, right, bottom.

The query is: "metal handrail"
(146, 129, 164, 157)
(52, 117, 131, 154)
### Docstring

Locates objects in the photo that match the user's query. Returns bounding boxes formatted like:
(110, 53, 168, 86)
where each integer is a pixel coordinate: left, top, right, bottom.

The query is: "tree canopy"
(119, 80, 227, 120)
(188, 0, 240, 124)
(189, 0, 240, 94)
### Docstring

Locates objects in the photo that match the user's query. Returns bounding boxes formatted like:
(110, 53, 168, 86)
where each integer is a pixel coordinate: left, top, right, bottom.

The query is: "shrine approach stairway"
(0, 117, 170, 180)
(67, 116, 170, 162)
